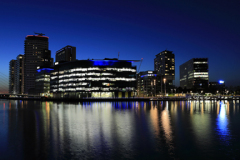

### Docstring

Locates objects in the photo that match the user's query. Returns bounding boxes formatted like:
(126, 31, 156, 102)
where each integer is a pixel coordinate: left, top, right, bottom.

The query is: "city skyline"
(1, 0, 240, 89)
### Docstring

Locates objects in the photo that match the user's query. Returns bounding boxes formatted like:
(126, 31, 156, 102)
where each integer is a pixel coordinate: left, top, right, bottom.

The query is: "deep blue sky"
(0, 0, 240, 89)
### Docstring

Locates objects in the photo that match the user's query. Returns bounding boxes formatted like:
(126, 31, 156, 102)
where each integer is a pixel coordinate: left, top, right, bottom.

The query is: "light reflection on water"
(217, 101, 230, 143)
(0, 100, 240, 159)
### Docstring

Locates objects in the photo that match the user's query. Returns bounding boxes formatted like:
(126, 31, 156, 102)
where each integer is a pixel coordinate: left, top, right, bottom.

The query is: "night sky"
(0, 0, 240, 89)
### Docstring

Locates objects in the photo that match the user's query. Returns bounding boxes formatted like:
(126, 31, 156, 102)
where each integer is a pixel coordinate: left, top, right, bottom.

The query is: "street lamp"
(154, 79, 156, 97)
(163, 78, 166, 95)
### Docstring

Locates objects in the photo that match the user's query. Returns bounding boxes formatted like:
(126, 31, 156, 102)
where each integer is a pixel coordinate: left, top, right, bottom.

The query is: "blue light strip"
(37, 68, 54, 73)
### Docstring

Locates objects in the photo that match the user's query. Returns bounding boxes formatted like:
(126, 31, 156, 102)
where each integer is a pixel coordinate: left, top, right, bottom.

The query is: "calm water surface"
(0, 100, 240, 159)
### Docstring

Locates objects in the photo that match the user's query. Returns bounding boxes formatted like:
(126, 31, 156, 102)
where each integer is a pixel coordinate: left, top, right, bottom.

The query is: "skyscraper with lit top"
(24, 33, 53, 94)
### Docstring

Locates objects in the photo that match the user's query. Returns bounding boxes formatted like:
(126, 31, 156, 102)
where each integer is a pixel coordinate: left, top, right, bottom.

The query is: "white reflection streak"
(217, 102, 230, 143)
(161, 101, 173, 151)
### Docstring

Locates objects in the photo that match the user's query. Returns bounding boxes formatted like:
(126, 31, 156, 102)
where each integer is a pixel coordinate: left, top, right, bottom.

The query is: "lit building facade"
(180, 58, 209, 89)
(154, 50, 175, 87)
(55, 45, 76, 62)
(9, 60, 16, 94)
(24, 34, 52, 94)
(50, 59, 138, 98)
(35, 67, 53, 96)
(137, 71, 161, 96)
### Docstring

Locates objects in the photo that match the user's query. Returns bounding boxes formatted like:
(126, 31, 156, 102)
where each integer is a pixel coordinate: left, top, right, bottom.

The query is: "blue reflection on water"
(216, 102, 230, 143)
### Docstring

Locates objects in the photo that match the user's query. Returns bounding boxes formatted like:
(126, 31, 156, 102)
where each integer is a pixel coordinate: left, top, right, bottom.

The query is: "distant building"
(55, 45, 76, 62)
(41, 49, 54, 67)
(24, 33, 52, 94)
(180, 58, 209, 90)
(137, 71, 162, 96)
(154, 50, 175, 87)
(9, 60, 16, 94)
(50, 59, 138, 98)
(209, 81, 225, 94)
(14, 55, 25, 94)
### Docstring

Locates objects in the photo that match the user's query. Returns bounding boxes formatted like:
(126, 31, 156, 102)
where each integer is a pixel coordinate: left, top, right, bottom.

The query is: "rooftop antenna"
(118, 52, 120, 59)
(34, 32, 45, 36)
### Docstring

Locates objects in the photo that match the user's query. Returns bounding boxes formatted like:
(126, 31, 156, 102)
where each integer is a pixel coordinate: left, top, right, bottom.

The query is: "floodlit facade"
(24, 34, 53, 94)
(35, 67, 53, 97)
(180, 58, 209, 89)
(154, 50, 175, 87)
(50, 59, 138, 98)
(55, 45, 76, 62)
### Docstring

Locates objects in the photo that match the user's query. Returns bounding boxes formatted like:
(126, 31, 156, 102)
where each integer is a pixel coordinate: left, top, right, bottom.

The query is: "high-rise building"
(14, 54, 24, 94)
(154, 50, 175, 89)
(180, 58, 209, 90)
(55, 45, 76, 62)
(24, 33, 52, 94)
(9, 60, 16, 94)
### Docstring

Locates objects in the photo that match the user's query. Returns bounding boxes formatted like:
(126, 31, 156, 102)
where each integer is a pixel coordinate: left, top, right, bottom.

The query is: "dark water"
(1, 100, 240, 160)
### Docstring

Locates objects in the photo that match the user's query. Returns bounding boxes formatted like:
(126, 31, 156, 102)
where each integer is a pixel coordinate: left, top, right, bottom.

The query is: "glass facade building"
(55, 45, 76, 62)
(50, 59, 138, 98)
(35, 67, 53, 97)
(180, 58, 209, 89)
(137, 71, 162, 96)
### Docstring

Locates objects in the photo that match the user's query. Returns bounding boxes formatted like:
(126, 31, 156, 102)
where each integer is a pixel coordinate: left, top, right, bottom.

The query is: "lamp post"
(163, 78, 166, 96)
(154, 79, 156, 97)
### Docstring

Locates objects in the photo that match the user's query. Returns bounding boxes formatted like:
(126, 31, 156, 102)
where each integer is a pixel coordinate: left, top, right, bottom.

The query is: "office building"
(180, 58, 209, 90)
(154, 50, 175, 87)
(50, 59, 138, 98)
(14, 54, 24, 94)
(24, 33, 52, 94)
(9, 60, 16, 94)
(137, 71, 162, 96)
(55, 45, 76, 62)
(35, 67, 53, 96)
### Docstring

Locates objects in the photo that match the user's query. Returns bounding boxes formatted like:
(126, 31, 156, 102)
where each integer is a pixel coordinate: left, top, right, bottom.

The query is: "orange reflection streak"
(161, 101, 173, 153)
(45, 101, 50, 129)
(3, 103, 5, 109)
(226, 101, 229, 115)
(233, 101, 235, 114)
(149, 103, 160, 137)
(190, 101, 193, 115)
(217, 101, 220, 115)
(9, 102, 11, 109)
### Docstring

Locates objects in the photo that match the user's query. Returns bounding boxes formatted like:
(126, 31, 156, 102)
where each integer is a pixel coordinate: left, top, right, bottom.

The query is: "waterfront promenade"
(0, 94, 240, 102)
